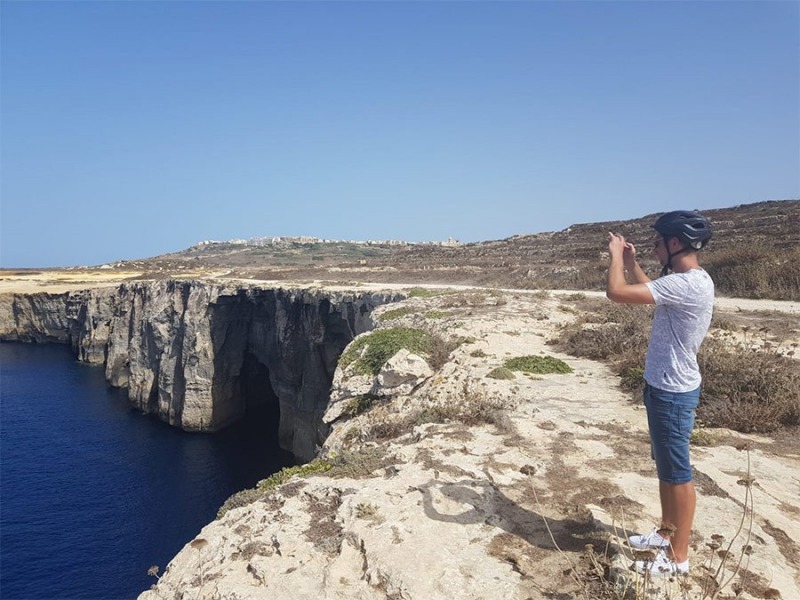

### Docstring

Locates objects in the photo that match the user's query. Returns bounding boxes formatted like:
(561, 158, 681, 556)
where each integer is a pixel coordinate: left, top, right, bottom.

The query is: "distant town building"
(190, 236, 463, 249)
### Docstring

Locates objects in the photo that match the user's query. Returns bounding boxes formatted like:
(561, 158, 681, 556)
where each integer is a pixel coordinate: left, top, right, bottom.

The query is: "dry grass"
(698, 337, 800, 432)
(327, 447, 397, 479)
(523, 447, 776, 600)
(552, 302, 800, 433)
(703, 241, 800, 300)
(426, 332, 467, 371)
(366, 382, 515, 442)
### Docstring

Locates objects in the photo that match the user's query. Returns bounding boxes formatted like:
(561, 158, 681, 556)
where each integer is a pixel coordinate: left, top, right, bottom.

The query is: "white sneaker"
(633, 549, 689, 577)
(628, 529, 671, 549)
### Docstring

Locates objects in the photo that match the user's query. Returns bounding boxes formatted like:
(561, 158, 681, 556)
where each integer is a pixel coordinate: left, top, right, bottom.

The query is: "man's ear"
(667, 237, 684, 252)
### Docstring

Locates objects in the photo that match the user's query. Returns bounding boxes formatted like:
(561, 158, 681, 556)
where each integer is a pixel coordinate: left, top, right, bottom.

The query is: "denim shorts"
(643, 383, 700, 484)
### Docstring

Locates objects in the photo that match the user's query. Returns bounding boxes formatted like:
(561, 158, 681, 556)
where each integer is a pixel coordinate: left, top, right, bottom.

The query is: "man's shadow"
(416, 478, 604, 553)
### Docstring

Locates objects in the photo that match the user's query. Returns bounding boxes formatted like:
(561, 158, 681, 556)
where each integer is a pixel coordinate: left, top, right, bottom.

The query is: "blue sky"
(1, 1, 798, 268)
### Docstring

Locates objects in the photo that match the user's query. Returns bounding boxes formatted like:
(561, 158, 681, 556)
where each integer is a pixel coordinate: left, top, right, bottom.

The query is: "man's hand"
(622, 241, 637, 269)
(609, 232, 638, 268)
(608, 232, 627, 257)
(607, 232, 654, 304)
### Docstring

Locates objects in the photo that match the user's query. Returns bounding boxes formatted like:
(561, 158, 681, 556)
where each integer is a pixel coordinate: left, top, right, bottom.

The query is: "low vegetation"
(216, 449, 396, 519)
(406, 287, 443, 298)
(217, 459, 334, 518)
(552, 302, 800, 432)
(339, 327, 433, 375)
(504, 355, 573, 374)
(703, 241, 800, 301)
(424, 310, 451, 319)
(698, 336, 800, 432)
(486, 367, 515, 380)
(522, 440, 775, 600)
(426, 333, 466, 371)
(380, 306, 415, 321)
(344, 394, 378, 417)
(362, 382, 515, 442)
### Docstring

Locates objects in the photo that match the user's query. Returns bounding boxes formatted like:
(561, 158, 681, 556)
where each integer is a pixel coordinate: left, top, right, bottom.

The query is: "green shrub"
(504, 355, 573, 374)
(340, 327, 433, 375)
(216, 459, 333, 519)
(216, 488, 264, 519)
(257, 460, 333, 492)
(424, 310, 451, 319)
(407, 287, 440, 298)
(381, 306, 415, 321)
(619, 366, 644, 391)
(486, 367, 515, 380)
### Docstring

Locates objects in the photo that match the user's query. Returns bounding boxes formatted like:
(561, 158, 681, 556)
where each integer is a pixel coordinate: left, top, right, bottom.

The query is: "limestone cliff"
(137, 290, 800, 600)
(0, 281, 398, 460)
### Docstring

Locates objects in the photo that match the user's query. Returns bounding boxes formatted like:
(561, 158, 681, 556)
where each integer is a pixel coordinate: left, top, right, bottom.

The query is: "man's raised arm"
(606, 232, 654, 305)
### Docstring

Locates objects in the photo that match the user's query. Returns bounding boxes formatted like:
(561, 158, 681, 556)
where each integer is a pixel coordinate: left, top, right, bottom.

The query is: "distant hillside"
(118, 199, 800, 300)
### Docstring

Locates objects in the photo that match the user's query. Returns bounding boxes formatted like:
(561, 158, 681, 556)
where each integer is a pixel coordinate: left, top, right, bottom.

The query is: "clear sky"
(1, 1, 798, 268)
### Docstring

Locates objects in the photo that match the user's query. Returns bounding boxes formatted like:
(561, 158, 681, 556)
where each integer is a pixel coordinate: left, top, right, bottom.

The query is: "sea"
(0, 342, 295, 600)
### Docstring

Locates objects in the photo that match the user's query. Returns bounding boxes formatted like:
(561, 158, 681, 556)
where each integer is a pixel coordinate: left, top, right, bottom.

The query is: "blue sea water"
(0, 342, 295, 600)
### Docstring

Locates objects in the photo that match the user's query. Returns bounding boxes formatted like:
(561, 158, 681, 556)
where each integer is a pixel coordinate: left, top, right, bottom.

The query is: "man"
(606, 210, 714, 576)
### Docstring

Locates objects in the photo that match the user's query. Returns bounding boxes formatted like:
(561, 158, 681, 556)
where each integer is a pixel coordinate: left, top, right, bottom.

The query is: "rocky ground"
(131, 284, 799, 600)
(6, 199, 797, 300)
(4, 200, 797, 599)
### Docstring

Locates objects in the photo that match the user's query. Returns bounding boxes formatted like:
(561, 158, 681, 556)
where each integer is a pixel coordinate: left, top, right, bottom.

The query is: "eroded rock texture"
(0, 282, 396, 460)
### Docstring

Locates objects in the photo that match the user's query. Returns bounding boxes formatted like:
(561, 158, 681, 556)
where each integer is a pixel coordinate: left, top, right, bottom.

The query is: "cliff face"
(0, 281, 397, 460)
(137, 291, 800, 600)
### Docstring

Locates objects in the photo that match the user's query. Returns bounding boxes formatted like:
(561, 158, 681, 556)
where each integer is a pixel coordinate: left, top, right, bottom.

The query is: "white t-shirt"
(644, 268, 715, 393)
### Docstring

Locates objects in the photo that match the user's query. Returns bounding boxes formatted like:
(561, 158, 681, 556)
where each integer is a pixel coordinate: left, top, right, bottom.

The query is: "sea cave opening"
(238, 351, 281, 440)
(216, 351, 296, 476)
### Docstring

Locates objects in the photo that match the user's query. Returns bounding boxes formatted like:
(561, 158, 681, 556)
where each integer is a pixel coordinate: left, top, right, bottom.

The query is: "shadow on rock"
(417, 478, 606, 553)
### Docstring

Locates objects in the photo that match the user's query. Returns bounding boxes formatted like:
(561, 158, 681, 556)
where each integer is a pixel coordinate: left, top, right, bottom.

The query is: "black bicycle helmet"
(652, 210, 712, 250)
(652, 210, 712, 276)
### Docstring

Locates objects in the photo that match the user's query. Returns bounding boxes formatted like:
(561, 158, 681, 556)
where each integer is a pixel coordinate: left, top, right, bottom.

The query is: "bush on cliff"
(340, 327, 433, 375)
(216, 459, 333, 519)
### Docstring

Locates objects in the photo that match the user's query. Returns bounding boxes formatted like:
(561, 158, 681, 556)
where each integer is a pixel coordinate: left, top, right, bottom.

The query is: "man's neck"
(671, 253, 701, 273)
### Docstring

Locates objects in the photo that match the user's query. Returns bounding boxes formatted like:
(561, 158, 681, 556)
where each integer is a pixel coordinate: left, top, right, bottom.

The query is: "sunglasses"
(653, 238, 665, 249)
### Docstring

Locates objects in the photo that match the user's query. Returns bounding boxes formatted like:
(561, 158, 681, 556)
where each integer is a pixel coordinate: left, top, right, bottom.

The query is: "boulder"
(372, 348, 433, 397)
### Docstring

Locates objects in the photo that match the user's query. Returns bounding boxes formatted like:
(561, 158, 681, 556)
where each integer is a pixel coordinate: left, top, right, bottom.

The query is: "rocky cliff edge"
(139, 289, 800, 600)
(0, 280, 399, 460)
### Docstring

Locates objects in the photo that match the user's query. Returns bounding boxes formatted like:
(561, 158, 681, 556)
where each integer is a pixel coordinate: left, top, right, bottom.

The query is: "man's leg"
(660, 480, 696, 563)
